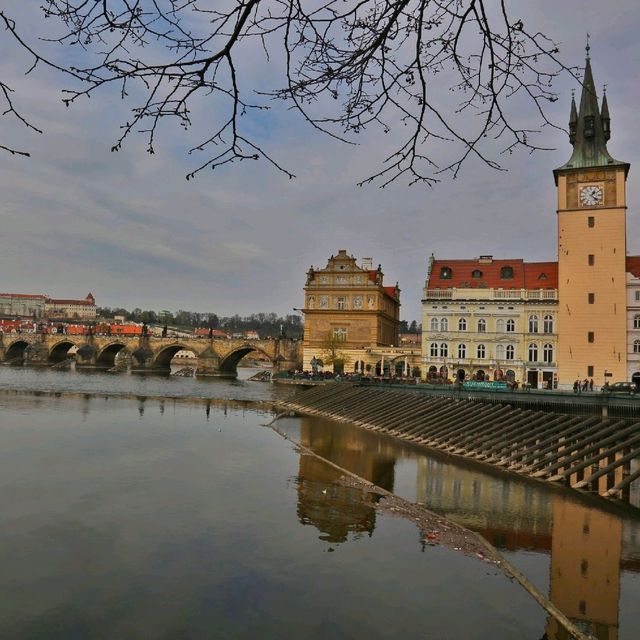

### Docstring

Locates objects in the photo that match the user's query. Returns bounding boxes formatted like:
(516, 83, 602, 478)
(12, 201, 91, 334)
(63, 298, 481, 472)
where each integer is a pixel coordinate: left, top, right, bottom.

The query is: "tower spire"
(554, 46, 627, 177)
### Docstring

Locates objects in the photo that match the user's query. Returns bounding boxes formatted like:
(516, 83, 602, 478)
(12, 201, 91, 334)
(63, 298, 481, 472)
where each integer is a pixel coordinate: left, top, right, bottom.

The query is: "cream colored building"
(421, 256, 558, 388)
(302, 250, 419, 374)
(45, 293, 97, 321)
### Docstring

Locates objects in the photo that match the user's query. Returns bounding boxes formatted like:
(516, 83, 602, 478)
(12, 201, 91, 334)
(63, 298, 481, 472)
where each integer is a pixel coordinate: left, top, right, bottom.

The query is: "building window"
(588, 332, 594, 343)
(440, 266, 452, 279)
(458, 318, 467, 331)
(543, 315, 553, 333)
(333, 327, 347, 342)
(337, 296, 346, 310)
(506, 319, 515, 332)
(472, 269, 483, 278)
(543, 343, 554, 363)
(634, 340, 640, 353)
(496, 319, 505, 333)
(500, 266, 514, 279)
(496, 344, 504, 360)
(506, 345, 515, 360)
(634, 315, 640, 329)
(636, 291, 640, 302)
(587, 365, 594, 377)
(477, 319, 486, 333)
(477, 344, 486, 359)
(430, 318, 439, 331)
(458, 343, 466, 359)
(529, 315, 539, 333)
(588, 216, 595, 228)
(528, 343, 538, 362)
(588, 254, 595, 266)
(440, 343, 448, 357)
(430, 343, 438, 357)
(588, 293, 595, 304)
(440, 318, 448, 332)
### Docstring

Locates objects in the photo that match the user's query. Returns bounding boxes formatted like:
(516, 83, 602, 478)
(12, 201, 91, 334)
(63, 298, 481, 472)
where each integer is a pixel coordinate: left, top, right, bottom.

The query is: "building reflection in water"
(295, 417, 396, 543)
(292, 418, 640, 637)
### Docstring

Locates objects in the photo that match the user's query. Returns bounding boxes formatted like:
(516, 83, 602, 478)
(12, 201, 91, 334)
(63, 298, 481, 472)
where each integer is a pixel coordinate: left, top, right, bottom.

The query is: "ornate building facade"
(421, 256, 559, 387)
(302, 250, 407, 373)
(45, 293, 97, 321)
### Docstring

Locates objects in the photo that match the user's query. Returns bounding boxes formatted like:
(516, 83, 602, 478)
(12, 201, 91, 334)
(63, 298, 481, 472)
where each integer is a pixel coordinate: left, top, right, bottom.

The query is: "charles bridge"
(0, 333, 301, 377)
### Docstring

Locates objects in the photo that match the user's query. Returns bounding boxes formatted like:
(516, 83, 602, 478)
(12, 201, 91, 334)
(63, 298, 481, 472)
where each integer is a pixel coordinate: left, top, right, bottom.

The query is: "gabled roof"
(428, 258, 557, 289)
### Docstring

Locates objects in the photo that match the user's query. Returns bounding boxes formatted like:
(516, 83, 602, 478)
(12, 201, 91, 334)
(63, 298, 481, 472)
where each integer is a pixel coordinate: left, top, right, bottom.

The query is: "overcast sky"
(1, 1, 639, 323)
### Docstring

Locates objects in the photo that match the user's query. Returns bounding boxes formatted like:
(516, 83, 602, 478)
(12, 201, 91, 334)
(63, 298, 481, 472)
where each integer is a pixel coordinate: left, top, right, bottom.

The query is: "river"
(0, 366, 639, 639)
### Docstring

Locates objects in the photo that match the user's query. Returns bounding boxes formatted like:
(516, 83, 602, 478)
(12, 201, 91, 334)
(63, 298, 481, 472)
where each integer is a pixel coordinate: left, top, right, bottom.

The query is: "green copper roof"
(554, 55, 629, 179)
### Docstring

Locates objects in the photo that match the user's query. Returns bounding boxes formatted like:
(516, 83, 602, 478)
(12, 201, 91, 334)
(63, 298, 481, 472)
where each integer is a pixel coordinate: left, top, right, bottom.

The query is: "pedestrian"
(573, 379, 579, 394)
(589, 378, 594, 392)
(582, 378, 589, 392)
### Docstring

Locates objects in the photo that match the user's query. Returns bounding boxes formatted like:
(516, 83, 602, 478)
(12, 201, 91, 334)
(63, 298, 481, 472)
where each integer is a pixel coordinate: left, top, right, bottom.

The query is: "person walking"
(589, 378, 594, 392)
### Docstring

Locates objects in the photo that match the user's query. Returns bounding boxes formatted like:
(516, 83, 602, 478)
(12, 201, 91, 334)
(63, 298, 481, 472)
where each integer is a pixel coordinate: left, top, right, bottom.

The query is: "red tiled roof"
(0, 293, 46, 299)
(429, 258, 558, 289)
(383, 286, 399, 299)
(46, 298, 95, 306)
(627, 256, 640, 278)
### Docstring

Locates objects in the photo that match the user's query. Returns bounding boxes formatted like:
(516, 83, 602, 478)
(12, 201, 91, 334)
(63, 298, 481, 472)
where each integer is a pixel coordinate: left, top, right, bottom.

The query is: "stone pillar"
(24, 338, 51, 366)
(131, 336, 156, 372)
(75, 343, 98, 368)
(196, 346, 222, 376)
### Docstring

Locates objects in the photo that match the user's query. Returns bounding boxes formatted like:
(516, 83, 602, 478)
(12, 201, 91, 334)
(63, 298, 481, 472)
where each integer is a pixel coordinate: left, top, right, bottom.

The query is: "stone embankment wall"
(279, 385, 640, 503)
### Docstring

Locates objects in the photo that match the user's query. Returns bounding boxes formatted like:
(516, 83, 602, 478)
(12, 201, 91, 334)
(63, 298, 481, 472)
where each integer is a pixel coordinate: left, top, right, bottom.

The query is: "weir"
(279, 385, 640, 505)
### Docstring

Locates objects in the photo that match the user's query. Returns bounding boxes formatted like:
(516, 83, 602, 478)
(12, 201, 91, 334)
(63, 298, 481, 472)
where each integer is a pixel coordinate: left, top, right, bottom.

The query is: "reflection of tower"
(545, 497, 622, 640)
(295, 417, 396, 543)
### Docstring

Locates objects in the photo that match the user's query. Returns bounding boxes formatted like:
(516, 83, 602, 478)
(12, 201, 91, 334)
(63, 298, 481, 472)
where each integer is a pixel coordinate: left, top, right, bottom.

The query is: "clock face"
(580, 185, 603, 207)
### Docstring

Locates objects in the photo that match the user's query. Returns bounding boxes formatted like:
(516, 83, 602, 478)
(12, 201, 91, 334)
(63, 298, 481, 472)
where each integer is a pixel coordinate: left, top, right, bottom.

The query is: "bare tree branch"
(1, 1, 575, 185)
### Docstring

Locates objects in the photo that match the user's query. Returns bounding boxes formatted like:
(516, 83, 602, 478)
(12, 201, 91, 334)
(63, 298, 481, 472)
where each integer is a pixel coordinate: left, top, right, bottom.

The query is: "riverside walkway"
(278, 384, 640, 505)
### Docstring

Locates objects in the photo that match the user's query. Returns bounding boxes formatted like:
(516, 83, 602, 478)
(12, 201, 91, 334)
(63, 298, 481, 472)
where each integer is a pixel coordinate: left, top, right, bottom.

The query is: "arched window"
(500, 266, 514, 279)
(495, 344, 504, 359)
(528, 343, 538, 362)
(529, 315, 539, 333)
(472, 269, 483, 279)
(430, 318, 439, 331)
(634, 315, 640, 330)
(634, 340, 640, 354)
(543, 315, 553, 333)
(477, 318, 486, 333)
(506, 345, 515, 360)
(496, 319, 505, 333)
(440, 318, 448, 332)
(543, 343, 554, 363)
(430, 342, 438, 357)
(458, 343, 466, 359)
(477, 344, 486, 359)
(458, 318, 467, 331)
(506, 319, 515, 332)
(440, 343, 448, 357)
(440, 266, 452, 279)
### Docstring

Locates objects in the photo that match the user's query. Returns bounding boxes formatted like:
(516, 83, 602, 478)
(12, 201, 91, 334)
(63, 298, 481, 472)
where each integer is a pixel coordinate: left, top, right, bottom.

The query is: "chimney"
(361, 257, 373, 270)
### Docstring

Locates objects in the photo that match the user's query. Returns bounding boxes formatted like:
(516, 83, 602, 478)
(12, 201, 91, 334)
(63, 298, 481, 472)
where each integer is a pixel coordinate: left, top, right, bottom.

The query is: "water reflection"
(295, 421, 396, 542)
(291, 415, 640, 640)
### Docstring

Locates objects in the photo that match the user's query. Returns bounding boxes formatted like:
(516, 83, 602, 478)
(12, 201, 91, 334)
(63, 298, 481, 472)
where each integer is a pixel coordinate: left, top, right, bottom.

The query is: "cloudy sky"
(1, 1, 639, 323)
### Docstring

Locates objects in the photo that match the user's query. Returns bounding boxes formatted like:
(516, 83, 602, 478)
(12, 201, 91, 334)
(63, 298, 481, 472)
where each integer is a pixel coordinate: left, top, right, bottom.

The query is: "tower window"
(588, 254, 595, 266)
(588, 293, 595, 304)
(588, 332, 594, 343)
(588, 216, 595, 228)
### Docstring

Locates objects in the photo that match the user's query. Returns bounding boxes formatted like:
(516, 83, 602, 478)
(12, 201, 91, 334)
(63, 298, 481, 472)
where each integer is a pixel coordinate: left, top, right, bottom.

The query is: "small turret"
(601, 89, 611, 142)
(568, 91, 578, 145)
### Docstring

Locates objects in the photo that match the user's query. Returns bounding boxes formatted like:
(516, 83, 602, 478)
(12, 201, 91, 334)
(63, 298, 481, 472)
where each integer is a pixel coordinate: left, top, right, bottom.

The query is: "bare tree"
(1, 1, 570, 185)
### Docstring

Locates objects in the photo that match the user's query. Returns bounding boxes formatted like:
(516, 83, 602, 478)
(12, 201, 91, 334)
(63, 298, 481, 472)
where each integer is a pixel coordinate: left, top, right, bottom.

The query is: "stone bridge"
(0, 333, 302, 377)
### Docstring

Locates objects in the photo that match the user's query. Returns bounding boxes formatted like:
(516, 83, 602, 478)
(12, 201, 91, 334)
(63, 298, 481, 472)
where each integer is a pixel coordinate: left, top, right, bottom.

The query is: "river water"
(0, 366, 639, 639)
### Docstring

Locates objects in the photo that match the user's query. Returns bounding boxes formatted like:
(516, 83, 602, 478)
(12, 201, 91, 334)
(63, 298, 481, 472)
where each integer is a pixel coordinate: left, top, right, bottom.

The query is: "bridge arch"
(153, 343, 199, 369)
(49, 339, 76, 363)
(96, 343, 129, 367)
(5, 339, 30, 363)
(218, 345, 273, 375)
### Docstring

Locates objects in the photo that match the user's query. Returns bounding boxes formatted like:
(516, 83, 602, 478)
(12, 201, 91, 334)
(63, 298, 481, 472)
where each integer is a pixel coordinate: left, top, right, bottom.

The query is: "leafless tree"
(1, 1, 571, 185)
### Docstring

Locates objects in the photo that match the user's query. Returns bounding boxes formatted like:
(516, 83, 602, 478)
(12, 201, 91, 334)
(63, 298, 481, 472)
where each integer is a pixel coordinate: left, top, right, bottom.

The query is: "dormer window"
(440, 267, 452, 279)
(500, 266, 514, 279)
(471, 269, 483, 279)
(538, 273, 547, 281)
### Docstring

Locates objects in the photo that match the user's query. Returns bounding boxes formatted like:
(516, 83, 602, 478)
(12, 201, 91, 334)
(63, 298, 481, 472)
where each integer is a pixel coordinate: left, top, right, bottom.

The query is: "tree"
(1, 2, 571, 186)
(320, 331, 346, 373)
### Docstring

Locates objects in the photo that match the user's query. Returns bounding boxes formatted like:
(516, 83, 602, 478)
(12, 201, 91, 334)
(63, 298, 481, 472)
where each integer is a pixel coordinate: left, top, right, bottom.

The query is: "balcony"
(424, 288, 558, 302)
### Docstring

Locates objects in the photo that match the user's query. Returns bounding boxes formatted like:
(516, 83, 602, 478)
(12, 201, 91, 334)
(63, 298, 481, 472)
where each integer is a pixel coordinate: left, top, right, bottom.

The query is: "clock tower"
(553, 48, 630, 386)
